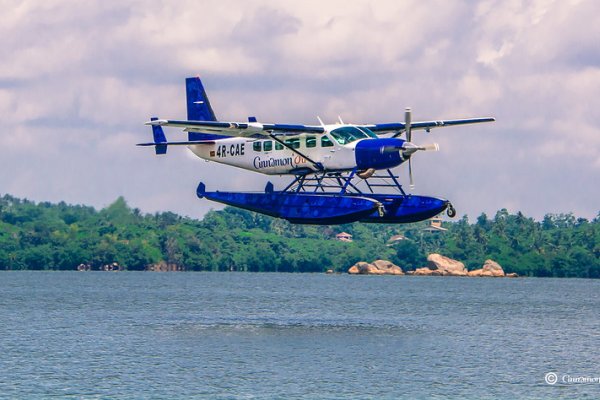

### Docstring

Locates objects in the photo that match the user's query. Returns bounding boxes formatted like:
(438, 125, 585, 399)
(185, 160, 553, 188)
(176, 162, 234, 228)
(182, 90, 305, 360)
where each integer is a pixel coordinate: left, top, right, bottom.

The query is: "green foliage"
(0, 193, 598, 277)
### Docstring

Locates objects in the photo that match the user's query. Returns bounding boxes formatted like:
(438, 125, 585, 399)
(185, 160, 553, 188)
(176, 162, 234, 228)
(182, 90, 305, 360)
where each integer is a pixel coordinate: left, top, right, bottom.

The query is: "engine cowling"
(354, 138, 406, 170)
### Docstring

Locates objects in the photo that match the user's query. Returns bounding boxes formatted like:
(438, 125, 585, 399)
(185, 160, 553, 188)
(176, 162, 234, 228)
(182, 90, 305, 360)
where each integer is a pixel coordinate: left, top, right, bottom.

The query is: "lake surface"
(0, 272, 599, 399)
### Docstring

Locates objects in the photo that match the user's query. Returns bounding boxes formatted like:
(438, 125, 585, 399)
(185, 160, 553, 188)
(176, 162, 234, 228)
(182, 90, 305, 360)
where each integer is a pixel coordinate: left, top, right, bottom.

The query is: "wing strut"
(269, 134, 324, 171)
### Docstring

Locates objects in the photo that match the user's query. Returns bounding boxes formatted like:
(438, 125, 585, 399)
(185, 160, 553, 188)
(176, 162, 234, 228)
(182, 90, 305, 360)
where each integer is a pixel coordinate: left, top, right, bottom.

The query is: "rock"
(467, 260, 506, 277)
(425, 254, 468, 276)
(412, 267, 436, 276)
(412, 267, 426, 275)
(351, 261, 374, 274)
(467, 269, 484, 277)
(76, 263, 91, 271)
(326, 269, 334, 274)
(102, 262, 122, 271)
(468, 269, 496, 277)
(348, 260, 404, 275)
(506, 272, 519, 278)
(146, 261, 183, 272)
(482, 259, 505, 277)
(371, 259, 404, 275)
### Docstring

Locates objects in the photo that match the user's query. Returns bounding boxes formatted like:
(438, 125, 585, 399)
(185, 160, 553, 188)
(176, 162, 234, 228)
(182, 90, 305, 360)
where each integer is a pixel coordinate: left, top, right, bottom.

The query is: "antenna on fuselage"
(317, 116, 325, 127)
(338, 116, 344, 124)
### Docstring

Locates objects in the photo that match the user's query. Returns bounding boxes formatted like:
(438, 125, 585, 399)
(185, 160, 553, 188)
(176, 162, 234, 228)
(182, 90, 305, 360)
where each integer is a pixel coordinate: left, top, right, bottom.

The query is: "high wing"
(363, 117, 496, 136)
(146, 117, 495, 137)
(146, 119, 325, 137)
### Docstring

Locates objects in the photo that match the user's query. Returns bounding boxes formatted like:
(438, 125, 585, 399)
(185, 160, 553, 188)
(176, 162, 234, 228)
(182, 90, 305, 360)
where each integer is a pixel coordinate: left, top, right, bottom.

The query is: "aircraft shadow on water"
(138, 77, 495, 225)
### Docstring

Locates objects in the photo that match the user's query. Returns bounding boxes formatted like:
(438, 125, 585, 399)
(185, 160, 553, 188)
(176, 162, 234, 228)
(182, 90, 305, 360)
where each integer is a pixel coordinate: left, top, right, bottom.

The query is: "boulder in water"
(468, 259, 505, 277)
(425, 254, 468, 276)
(348, 260, 404, 275)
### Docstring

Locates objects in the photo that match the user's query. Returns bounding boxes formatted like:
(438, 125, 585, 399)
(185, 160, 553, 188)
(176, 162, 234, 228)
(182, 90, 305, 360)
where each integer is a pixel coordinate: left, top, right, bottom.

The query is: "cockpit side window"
(330, 126, 377, 145)
(357, 126, 378, 138)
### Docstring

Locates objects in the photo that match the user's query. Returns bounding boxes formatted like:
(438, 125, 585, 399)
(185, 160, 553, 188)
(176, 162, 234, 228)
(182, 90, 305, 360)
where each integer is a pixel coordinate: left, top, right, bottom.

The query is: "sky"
(1, 0, 599, 221)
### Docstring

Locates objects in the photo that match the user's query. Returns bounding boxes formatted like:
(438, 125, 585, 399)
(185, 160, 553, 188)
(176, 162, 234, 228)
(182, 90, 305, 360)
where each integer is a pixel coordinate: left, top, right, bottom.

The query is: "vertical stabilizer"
(185, 77, 226, 141)
(186, 77, 217, 122)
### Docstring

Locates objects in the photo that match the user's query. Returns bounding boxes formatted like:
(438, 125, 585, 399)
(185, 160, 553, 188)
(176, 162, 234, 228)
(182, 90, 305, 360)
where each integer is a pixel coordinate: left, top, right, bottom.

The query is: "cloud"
(1, 0, 599, 220)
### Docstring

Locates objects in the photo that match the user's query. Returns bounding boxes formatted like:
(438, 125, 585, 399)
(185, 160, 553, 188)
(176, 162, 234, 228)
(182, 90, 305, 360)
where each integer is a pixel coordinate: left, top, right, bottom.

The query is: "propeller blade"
(391, 107, 413, 138)
(405, 107, 412, 142)
(409, 158, 414, 189)
(418, 143, 440, 152)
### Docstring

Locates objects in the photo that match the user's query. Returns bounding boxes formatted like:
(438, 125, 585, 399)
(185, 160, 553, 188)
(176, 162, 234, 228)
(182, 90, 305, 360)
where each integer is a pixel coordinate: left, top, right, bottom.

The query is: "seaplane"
(138, 77, 494, 225)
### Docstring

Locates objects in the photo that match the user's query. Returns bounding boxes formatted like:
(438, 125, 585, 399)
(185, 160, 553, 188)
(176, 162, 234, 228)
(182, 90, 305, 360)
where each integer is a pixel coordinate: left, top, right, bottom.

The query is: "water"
(1, 272, 599, 399)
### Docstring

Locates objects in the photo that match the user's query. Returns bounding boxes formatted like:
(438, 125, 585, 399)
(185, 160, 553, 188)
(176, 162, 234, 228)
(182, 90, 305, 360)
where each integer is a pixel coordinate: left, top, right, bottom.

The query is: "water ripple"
(0, 272, 599, 399)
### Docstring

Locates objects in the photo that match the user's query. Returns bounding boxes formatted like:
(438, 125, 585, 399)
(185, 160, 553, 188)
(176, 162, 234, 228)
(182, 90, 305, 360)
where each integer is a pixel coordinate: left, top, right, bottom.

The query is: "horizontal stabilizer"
(137, 140, 215, 147)
(141, 115, 216, 154)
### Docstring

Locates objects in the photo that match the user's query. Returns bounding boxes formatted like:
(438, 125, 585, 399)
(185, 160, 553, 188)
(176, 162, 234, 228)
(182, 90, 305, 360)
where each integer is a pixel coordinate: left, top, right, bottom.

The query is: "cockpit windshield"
(329, 126, 377, 145)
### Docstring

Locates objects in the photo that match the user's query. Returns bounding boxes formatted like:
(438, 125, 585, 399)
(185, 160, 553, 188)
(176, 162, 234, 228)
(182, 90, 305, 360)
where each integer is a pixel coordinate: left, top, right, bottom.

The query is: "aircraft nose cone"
(401, 141, 419, 157)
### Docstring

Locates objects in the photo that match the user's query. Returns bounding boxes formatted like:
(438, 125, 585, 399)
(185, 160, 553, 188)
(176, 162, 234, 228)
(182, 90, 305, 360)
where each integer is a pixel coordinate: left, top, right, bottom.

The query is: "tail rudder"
(186, 77, 217, 122)
(186, 77, 227, 141)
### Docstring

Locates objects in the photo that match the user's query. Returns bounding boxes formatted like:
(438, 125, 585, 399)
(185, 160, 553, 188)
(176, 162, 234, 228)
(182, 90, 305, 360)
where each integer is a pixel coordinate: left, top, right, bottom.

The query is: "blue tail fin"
(150, 117, 167, 155)
(186, 77, 226, 141)
(186, 77, 217, 121)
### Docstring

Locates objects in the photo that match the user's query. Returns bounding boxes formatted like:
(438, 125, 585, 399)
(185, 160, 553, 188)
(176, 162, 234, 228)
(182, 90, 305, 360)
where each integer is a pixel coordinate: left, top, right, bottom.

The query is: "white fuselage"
(188, 125, 361, 175)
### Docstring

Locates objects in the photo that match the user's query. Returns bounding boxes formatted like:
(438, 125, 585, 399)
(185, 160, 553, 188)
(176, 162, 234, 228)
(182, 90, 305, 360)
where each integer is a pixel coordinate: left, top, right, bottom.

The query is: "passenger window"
(284, 138, 300, 149)
(275, 142, 284, 150)
(321, 136, 334, 147)
(263, 141, 273, 152)
(253, 141, 262, 152)
(306, 136, 316, 148)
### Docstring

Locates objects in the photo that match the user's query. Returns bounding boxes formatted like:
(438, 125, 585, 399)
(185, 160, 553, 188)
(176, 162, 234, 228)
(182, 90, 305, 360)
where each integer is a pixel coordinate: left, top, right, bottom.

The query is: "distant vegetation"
(0, 194, 599, 277)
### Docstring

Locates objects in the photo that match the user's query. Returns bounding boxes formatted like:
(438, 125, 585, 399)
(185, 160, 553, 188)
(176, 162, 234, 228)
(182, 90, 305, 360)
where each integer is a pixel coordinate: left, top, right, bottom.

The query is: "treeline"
(0, 194, 598, 277)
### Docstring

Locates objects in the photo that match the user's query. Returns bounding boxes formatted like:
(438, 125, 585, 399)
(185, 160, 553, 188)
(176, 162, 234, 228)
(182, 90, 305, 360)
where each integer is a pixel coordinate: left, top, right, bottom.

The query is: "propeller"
(379, 141, 438, 187)
(402, 108, 440, 188)
(403, 142, 439, 189)
(383, 107, 439, 188)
